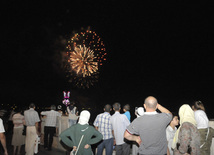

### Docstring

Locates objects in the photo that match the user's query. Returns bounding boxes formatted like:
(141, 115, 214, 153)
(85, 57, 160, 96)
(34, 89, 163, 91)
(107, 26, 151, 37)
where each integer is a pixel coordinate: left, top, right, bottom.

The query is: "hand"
(36, 131, 40, 136)
(113, 139, 116, 145)
(84, 144, 90, 149)
(4, 150, 8, 155)
(73, 146, 77, 151)
(136, 136, 142, 145)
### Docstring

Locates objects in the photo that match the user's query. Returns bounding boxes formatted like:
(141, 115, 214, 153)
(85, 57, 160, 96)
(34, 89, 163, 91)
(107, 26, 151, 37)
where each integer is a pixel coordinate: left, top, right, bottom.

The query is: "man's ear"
(144, 104, 146, 109)
(156, 103, 158, 110)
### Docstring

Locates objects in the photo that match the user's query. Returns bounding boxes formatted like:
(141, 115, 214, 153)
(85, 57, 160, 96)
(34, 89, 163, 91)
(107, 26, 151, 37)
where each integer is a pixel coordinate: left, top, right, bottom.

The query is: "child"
(123, 104, 131, 121)
(166, 112, 179, 155)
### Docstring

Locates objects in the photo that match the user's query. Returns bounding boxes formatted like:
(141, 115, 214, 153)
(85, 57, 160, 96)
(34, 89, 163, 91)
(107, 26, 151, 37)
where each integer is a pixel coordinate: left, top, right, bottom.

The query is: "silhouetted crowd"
(0, 96, 214, 155)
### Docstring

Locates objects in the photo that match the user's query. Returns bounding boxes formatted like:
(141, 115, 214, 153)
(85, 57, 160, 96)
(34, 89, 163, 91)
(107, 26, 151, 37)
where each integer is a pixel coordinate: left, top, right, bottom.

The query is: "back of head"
(50, 105, 56, 110)
(192, 100, 205, 111)
(113, 102, 121, 111)
(123, 104, 130, 111)
(179, 104, 196, 126)
(14, 107, 22, 114)
(137, 107, 144, 117)
(144, 96, 158, 110)
(104, 104, 111, 112)
(29, 103, 35, 109)
(78, 110, 90, 125)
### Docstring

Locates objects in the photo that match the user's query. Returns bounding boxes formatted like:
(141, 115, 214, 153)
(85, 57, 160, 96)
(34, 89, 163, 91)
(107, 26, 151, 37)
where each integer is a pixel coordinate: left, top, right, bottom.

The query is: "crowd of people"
(0, 96, 214, 155)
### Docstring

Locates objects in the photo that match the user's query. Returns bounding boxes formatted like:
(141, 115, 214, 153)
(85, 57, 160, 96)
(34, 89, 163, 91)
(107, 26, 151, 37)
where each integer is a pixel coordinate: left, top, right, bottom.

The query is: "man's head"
(123, 104, 130, 112)
(144, 96, 158, 112)
(113, 102, 121, 112)
(29, 103, 35, 109)
(50, 105, 56, 110)
(104, 104, 112, 112)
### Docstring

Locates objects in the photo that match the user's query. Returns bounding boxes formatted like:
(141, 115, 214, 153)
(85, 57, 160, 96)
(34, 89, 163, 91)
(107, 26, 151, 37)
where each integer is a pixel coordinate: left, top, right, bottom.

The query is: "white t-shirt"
(194, 110, 209, 129)
(166, 125, 177, 155)
(0, 118, 5, 133)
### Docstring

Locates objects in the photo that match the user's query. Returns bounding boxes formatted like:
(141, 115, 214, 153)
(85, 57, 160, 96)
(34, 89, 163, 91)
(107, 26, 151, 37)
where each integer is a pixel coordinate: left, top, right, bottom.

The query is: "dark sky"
(2, 1, 214, 119)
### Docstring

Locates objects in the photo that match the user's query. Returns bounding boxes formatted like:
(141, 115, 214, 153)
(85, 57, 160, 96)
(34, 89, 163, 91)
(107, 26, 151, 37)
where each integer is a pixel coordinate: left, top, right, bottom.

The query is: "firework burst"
(64, 27, 107, 89)
(69, 45, 98, 77)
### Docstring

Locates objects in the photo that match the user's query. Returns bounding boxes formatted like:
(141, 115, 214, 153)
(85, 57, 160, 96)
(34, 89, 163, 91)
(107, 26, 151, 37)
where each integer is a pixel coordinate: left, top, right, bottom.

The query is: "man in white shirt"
(41, 105, 62, 150)
(0, 118, 8, 155)
(110, 102, 130, 155)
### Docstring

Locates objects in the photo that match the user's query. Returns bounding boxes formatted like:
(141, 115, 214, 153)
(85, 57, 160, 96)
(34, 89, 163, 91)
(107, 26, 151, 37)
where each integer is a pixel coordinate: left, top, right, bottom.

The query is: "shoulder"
(195, 110, 205, 115)
(159, 113, 172, 120)
(97, 113, 104, 117)
(166, 125, 171, 131)
(181, 122, 196, 130)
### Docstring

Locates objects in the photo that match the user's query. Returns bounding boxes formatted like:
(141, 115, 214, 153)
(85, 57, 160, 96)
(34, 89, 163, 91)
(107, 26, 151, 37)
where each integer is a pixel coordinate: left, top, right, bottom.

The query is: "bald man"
(124, 96, 172, 155)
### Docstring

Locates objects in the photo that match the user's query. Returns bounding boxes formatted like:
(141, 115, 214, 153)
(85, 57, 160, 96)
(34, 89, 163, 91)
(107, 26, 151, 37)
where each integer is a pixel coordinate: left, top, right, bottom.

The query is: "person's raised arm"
(157, 104, 171, 114)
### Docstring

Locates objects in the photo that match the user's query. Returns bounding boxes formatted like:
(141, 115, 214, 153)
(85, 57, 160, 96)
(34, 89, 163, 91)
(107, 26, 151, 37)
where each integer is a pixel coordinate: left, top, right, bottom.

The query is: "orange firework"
(69, 45, 98, 77)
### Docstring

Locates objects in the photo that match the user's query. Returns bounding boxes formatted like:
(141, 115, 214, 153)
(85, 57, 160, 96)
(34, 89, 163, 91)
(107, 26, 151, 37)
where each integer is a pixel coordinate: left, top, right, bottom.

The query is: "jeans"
(97, 138, 114, 155)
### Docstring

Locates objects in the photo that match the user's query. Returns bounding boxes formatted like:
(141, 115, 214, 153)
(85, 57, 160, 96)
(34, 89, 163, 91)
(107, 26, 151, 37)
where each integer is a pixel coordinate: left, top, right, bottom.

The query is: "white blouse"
(194, 110, 209, 129)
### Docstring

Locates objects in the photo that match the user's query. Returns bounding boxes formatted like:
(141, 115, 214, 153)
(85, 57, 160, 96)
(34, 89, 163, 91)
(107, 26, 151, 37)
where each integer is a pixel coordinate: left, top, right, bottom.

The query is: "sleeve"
(126, 119, 139, 135)
(41, 111, 47, 115)
(59, 128, 74, 147)
(0, 119, 5, 133)
(194, 111, 200, 126)
(87, 127, 103, 145)
(178, 123, 191, 154)
(35, 112, 40, 123)
(93, 115, 99, 127)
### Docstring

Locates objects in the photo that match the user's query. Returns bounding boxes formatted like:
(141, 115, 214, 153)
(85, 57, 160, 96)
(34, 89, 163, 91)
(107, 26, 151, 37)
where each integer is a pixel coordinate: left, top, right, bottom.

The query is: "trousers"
(97, 138, 114, 155)
(25, 126, 37, 155)
(44, 126, 56, 149)
(115, 142, 130, 155)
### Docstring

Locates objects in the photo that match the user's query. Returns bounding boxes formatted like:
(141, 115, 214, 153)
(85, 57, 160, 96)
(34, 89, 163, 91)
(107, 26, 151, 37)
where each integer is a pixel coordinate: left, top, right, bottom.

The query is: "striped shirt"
(93, 112, 113, 140)
(24, 108, 40, 126)
(12, 113, 25, 128)
(41, 110, 62, 127)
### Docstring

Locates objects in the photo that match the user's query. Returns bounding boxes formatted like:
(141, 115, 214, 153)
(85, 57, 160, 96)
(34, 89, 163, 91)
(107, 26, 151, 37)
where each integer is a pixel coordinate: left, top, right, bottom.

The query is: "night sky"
(2, 1, 214, 119)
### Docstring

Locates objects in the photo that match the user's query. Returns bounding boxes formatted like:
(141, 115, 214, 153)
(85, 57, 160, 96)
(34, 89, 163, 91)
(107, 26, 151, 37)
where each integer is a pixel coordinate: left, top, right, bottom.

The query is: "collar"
(104, 112, 110, 115)
(29, 108, 34, 110)
(168, 125, 177, 131)
(144, 111, 158, 115)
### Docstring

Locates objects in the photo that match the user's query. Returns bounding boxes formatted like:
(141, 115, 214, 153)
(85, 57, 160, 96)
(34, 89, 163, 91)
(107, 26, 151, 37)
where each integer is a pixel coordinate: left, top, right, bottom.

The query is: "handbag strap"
(74, 135, 84, 155)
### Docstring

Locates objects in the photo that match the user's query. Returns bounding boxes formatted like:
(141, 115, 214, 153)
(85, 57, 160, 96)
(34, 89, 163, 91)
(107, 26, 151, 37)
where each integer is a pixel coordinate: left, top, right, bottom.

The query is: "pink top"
(12, 113, 25, 128)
